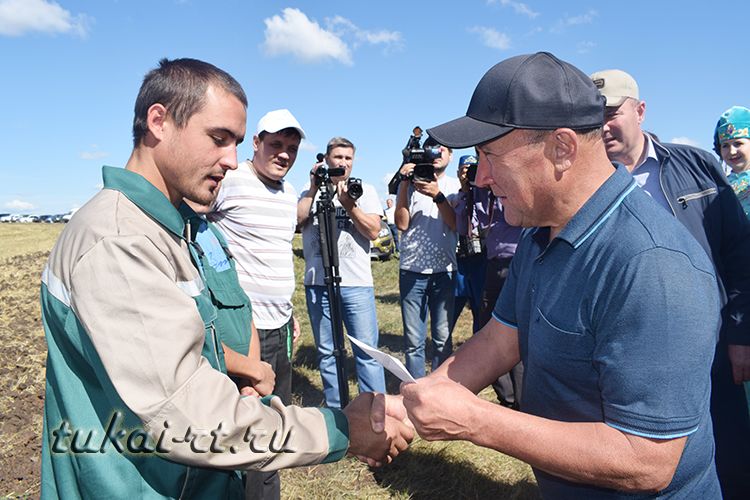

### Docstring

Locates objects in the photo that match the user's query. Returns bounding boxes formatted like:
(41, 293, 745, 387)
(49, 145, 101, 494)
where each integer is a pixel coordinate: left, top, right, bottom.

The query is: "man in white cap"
(208, 109, 306, 500)
(592, 69, 750, 500)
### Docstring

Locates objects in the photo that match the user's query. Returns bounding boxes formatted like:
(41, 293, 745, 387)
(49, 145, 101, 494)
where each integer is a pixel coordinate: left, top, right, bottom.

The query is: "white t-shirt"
(208, 161, 297, 330)
(299, 182, 382, 287)
(398, 174, 461, 274)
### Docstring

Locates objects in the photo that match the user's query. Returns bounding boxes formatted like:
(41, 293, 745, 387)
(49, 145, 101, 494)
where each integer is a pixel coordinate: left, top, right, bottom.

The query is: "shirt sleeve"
(70, 235, 349, 470)
(358, 184, 383, 215)
(593, 246, 720, 438)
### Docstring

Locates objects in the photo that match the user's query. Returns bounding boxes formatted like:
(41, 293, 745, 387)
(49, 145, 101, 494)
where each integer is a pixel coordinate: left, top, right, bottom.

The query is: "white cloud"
(576, 41, 596, 54)
(469, 26, 511, 50)
(80, 150, 109, 160)
(299, 140, 317, 152)
(488, 0, 540, 19)
(671, 136, 701, 148)
(0, 0, 91, 37)
(262, 8, 352, 65)
(5, 199, 35, 210)
(326, 15, 402, 49)
(551, 9, 598, 33)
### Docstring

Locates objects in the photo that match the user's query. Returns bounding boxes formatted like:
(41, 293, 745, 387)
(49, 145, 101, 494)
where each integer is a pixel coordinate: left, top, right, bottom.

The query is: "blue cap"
(459, 155, 478, 167)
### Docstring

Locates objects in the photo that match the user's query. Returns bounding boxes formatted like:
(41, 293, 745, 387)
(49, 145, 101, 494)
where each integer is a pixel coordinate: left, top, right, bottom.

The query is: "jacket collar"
(646, 132, 672, 165)
(102, 166, 185, 238)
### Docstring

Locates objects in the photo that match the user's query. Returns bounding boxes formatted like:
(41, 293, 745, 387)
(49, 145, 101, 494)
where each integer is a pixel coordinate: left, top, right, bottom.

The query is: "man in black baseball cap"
(391, 52, 723, 498)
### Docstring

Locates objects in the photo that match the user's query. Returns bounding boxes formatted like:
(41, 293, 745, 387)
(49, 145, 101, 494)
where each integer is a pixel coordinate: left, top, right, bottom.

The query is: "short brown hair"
(326, 137, 356, 155)
(132, 58, 247, 147)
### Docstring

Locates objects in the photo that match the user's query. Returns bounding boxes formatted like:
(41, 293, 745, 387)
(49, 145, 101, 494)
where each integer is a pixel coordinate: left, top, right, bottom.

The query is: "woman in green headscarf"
(714, 106, 750, 217)
(714, 105, 750, 413)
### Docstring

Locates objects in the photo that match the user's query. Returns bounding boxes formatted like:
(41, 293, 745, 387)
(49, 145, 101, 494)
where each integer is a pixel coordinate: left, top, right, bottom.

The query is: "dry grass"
(0, 226, 539, 499)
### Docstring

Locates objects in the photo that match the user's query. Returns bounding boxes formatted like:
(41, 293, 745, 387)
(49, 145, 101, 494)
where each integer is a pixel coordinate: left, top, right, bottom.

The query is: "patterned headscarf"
(714, 106, 750, 154)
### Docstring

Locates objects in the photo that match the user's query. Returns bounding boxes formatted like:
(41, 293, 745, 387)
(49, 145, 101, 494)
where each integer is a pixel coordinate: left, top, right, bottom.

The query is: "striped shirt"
(209, 160, 297, 330)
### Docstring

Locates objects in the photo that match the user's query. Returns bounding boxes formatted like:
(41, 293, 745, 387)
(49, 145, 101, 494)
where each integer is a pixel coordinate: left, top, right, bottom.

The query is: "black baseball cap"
(427, 52, 605, 148)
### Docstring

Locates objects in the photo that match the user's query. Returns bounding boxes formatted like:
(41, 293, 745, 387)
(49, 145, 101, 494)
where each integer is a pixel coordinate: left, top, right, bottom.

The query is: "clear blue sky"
(1, 0, 747, 214)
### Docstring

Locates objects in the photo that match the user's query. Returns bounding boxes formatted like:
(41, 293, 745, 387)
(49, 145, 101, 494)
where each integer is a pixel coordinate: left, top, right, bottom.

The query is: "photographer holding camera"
(395, 136, 460, 378)
(297, 137, 386, 408)
(451, 154, 488, 335)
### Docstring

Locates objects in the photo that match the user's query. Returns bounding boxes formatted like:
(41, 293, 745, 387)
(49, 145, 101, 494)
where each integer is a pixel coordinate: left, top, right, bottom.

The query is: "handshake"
(343, 392, 413, 467)
(343, 376, 475, 466)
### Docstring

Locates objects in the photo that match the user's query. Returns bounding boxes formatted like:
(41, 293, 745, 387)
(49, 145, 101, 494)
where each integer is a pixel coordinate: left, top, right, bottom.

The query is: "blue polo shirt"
(493, 164, 721, 498)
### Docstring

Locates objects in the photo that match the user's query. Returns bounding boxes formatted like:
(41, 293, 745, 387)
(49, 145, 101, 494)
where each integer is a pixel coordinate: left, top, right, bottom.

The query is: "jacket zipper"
(676, 188, 718, 209)
(658, 157, 676, 217)
(179, 467, 191, 499)
(210, 324, 221, 368)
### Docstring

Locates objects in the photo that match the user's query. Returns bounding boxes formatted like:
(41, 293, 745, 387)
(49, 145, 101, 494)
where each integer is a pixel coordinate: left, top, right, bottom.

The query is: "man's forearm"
(395, 181, 411, 231)
(297, 189, 316, 226)
(349, 207, 381, 240)
(467, 400, 684, 493)
(436, 197, 456, 232)
(424, 321, 684, 493)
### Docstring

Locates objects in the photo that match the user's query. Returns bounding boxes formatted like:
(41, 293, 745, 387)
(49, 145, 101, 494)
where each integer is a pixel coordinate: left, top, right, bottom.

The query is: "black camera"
(412, 163, 435, 182)
(346, 177, 363, 200)
(388, 127, 444, 194)
(457, 235, 485, 258)
(313, 153, 346, 185)
(459, 154, 478, 185)
(313, 153, 361, 200)
(402, 145, 442, 167)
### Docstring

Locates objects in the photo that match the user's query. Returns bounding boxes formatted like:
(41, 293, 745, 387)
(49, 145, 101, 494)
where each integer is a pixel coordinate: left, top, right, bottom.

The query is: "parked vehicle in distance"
(62, 208, 79, 223)
(0, 213, 10, 222)
(370, 217, 396, 261)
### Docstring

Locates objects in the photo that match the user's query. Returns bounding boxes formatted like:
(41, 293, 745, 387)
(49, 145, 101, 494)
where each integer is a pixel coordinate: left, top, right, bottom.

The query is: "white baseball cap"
(255, 109, 306, 139)
(590, 69, 639, 107)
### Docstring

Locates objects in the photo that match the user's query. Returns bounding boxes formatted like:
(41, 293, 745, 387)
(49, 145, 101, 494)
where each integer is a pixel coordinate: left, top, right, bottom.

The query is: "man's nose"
(221, 146, 239, 171)
(475, 159, 492, 188)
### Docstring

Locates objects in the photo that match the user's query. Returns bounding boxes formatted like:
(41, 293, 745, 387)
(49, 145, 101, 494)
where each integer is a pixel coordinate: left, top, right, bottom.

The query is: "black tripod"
(314, 174, 350, 407)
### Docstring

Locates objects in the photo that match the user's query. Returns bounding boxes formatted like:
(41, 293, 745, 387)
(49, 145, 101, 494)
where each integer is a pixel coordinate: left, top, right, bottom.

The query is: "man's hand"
(344, 392, 414, 466)
(337, 180, 356, 212)
(728, 344, 750, 384)
(248, 360, 276, 396)
(413, 179, 440, 199)
(238, 383, 260, 397)
(400, 376, 479, 442)
(399, 162, 415, 179)
(309, 160, 324, 190)
(292, 317, 301, 345)
(457, 164, 471, 192)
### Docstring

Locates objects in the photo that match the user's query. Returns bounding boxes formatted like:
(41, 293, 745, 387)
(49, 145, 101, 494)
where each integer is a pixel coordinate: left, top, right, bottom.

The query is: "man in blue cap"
(389, 52, 723, 498)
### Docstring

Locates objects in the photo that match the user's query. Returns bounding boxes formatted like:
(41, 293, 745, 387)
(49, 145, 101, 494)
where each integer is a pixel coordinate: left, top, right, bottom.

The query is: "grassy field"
(0, 224, 539, 499)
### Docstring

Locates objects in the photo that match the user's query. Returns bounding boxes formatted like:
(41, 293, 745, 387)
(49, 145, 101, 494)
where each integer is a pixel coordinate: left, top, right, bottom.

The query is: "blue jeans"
(305, 286, 386, 408)
(399, 270, 455, 378)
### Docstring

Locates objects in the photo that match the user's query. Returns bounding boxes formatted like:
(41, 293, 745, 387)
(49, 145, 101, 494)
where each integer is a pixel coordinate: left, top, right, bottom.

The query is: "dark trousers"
(478, 257, 523, 408)
(711, 339, 750, 500)
(245, 318, 293, 500)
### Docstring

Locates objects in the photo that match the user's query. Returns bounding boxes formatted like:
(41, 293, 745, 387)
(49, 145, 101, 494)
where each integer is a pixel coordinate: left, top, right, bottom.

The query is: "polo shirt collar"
(555, 164, 637, 249)
(102, 165, 185, 238)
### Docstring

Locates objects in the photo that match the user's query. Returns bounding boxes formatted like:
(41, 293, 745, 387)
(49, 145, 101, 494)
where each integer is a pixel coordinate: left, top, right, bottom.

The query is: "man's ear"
(636, 100, 646, 126)
(550, 128, 577, 174)
(253, 134, 261, 153)
(146, 103, 169, 142)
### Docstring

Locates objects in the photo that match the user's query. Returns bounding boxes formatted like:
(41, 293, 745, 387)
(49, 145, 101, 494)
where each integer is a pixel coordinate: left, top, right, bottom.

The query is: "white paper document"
(346, 334, 416, 383)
